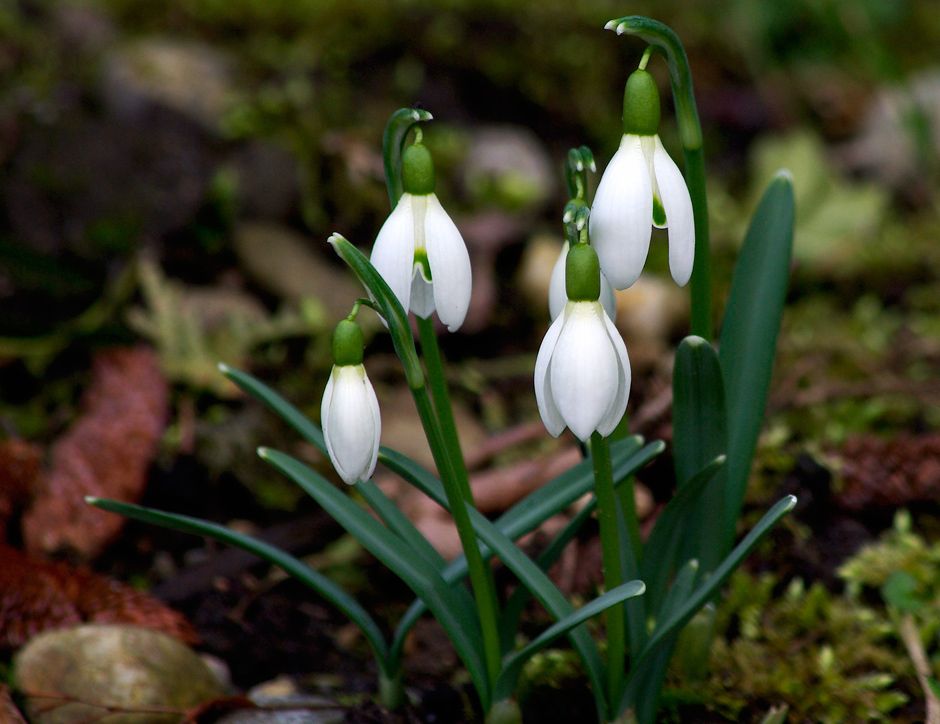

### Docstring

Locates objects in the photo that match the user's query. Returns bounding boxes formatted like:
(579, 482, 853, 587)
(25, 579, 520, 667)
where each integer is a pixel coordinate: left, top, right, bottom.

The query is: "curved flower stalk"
(535, 242, 630, 442)
(321, 317, 381, 485)
(371, 139, 472, 332)
(590, 67, 694, 290)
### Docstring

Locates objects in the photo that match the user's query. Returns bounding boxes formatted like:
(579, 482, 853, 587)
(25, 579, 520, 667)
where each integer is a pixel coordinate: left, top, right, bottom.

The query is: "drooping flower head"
(589, 68, 694, 290)
(535, 241, 631, 441)
(370, 140, 472, 332)
(321, 318, 381, 485)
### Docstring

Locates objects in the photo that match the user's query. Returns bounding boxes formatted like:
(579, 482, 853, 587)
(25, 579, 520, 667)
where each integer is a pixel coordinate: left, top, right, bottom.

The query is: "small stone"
(14, 624, 224, 724)
(516, 234, 563, 316)
(232, 223, 365, 324)
(462, 126, 555, 210)
(614, 277, 688, 374)
(103, 38, 235, 132)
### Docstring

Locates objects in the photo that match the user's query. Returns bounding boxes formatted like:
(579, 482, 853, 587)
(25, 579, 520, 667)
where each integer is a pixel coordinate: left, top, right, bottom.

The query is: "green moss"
(666, 571, 912, 722)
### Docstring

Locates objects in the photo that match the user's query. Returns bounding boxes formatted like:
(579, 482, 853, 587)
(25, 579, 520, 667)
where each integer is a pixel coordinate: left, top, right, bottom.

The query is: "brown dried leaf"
(22, 346, 168, 559)
(0, 544, 197, 650)
(834, 432, 940, 511)
(0, 438, 42, 540)
(0, 684, 28, 723)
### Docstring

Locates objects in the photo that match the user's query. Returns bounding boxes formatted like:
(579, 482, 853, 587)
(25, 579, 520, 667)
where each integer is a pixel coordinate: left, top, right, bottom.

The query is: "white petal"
(371, 194, 416, 317)
(548, 242, 569, 320)
(589, 135, 653, 290)
(364, 371, 382, 480)
(424, 194, 472, 332)
(596, 311, 631, 436)
(410, 264, 436, 318)
(652, 136, 695, 287)
(323, 365, 379, 484)
(549, 302, 618, 442)
(533, 310, 567, 436)
(599, 270, 617, 322)
(321, 368, 338, 470)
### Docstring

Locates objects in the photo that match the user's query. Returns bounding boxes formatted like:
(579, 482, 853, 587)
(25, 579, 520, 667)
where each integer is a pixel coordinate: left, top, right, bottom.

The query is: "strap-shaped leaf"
(259, 448, 491, 707)
(718, 173, 794, 548)
(640, 456, 725, 615)
(357, 481, 447, 573)
(220, 363, 325, 451)
(85, 496, 391, 675)
(328, 234, 423, 389)
(387, 440, 664, 666)
(493, 580, 646, 703)
(618, 495, 796, 716)
(672, 337, 727, 573)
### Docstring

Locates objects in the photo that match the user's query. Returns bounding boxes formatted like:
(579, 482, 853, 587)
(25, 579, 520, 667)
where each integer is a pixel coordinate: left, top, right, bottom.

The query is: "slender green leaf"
(618, 495, 796, 716)
(220, 367, 445, 570)
(328, 234, 423, 389)
(85, 496, 391, 674)
(499, 499, 597, 648)
(494, 580, 646, 702)
(458, 498, 614, 719)
(357, 481, 446, 573)
(220, 363, 325, 451)
(388, 440, 663, 668)
(672, 337, 727, 572)
(640, 456, 724, 615)
(718, 173, 794, 548)
(259, 448, 490, 707)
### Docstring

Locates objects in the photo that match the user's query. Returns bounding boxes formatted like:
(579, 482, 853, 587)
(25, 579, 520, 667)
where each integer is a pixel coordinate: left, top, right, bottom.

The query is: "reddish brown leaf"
(0, 544, 197, 649)
(22, 346, 168, 559)
(0, 684, 28, 723)
(0, 438, 42, 540)
(834, 432, 940, 511)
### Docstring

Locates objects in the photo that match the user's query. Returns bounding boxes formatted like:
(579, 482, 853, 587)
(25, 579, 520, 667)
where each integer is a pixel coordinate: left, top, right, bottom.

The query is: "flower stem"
(606, 16, 712, 341)
(417, 316, 474, 504)
(411, 321, 502, 690)
(591, 432, 626, 707)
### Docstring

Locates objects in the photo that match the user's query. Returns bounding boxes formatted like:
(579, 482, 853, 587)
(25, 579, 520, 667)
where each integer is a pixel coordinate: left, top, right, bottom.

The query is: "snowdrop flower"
(589, 68, 694, 290)
(535, 242, 630, 442)
(371, 142, 472, 332)
(549, 241, 617, 322)
(321, 319, 381, 485)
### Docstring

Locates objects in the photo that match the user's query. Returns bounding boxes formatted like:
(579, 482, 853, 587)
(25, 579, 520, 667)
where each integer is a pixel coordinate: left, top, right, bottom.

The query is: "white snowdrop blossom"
(549, 242, 617, 322)
(589, 68, 694, 290)
(371, 140, 471, 331)
(589, 133, 694, 290)
(534, 300, 631, 442)
(321, 364, 381, 485)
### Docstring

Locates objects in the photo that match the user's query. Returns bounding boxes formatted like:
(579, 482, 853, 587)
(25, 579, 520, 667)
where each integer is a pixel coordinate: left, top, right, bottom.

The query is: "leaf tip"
(217, 362, 231, 374)
(774, 168, 794, 184)
(257, 446, 271, 460)
(84, 496, 99, 505)
(785, 494, 798, 509)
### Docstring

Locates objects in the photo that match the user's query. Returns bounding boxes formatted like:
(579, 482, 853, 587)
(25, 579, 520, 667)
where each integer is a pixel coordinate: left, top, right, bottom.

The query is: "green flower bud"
(332, 319, 364, 366)
(401, 143, 435, 195)
(565, 242, 601, 302)
(622, 69, 661, 136)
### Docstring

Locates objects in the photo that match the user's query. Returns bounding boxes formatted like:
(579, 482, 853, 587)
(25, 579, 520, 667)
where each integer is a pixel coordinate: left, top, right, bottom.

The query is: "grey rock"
(232, 222, 364, 323)
(14, 624, 224, 724)
(462, 125, 555, 210)
(103, 38, 235, 132)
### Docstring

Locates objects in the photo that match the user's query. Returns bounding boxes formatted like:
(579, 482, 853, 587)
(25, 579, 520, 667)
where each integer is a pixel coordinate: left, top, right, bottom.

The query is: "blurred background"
(2, 0, 940, 718)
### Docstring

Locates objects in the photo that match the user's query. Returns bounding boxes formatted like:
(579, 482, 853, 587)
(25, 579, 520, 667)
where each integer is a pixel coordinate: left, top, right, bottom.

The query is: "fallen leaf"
(22, 346, 168, 559)
(0, 544, 196, 650)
